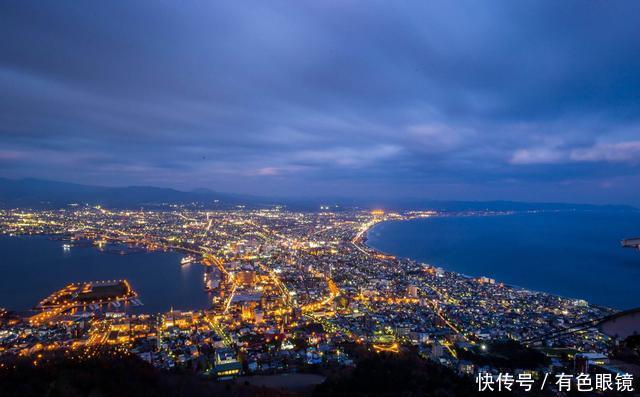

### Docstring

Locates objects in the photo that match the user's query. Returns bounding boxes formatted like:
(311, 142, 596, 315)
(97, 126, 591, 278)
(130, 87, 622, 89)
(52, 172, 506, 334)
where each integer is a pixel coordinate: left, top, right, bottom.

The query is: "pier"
(30, 280, 138, 325)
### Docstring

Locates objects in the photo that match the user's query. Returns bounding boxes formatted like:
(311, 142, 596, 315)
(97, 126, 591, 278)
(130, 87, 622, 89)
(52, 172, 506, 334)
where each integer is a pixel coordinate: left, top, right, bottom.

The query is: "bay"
(0, 235, 211, 313)
(367, 211, 640, 310)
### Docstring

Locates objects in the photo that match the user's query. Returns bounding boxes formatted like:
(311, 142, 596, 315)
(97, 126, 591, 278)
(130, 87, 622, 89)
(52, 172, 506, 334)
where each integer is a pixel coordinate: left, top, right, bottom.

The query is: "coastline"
(2, 210, 634, 312)
(360, 214, 624, 311)
(0, 234, 210, 313)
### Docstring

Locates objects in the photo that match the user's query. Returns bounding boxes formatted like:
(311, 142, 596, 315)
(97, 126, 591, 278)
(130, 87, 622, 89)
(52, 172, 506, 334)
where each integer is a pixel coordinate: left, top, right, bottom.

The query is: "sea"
(367, 211, 640, 310)
(0, 235, 211, 313)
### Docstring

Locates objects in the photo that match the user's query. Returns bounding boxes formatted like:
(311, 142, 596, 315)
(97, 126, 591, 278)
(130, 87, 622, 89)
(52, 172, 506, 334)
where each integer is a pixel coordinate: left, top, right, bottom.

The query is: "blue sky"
(1, 1, 639, 204)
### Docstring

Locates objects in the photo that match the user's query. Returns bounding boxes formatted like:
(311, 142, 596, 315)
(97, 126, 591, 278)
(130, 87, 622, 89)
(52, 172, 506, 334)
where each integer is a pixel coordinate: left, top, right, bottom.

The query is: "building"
(236, 270, 256, 286)
(211, 348, 242, 380)
(430, 342, 444, 359)
(458, 360, 475, 375)
(575, 352, 609, 373)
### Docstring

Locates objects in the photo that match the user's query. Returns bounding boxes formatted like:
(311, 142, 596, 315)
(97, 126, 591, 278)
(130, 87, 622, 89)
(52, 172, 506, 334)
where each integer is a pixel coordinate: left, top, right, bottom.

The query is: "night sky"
(1, 1, 639, 205)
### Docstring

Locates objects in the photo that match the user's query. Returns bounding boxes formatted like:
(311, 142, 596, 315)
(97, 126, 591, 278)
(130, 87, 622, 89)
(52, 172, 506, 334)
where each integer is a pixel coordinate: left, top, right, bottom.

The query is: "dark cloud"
(1, 0, 639, 204)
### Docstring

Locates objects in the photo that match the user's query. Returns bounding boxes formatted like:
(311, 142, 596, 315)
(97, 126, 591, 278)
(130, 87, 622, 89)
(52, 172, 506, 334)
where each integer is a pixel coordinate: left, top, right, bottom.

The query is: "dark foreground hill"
(0, 352, 285, 397)
(0, 349, 555, 397)
(313, 353, 481, 397)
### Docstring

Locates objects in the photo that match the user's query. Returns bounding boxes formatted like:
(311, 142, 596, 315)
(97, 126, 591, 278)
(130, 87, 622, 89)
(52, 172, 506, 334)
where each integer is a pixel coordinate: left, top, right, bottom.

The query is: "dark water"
(0, 235, 211, 313)
(367, 211, 640, 310)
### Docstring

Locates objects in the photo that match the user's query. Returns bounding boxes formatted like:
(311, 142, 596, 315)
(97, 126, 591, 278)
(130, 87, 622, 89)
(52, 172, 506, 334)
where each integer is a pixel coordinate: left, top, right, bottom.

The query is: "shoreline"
(0, 234, 210, 314)
(361, 215, 619, 311)
(1, 211, 629, 312)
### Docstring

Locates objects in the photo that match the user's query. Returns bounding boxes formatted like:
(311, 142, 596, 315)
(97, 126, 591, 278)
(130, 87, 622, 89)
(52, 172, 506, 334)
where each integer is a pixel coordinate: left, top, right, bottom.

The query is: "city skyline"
(2, 1, 640, 205)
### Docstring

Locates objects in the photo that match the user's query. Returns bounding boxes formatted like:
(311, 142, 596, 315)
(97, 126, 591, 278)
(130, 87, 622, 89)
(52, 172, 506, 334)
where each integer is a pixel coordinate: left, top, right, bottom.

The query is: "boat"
(131, 299, 144, 307)
(181, 255, 196, 265)
(621, 237, 640, 249)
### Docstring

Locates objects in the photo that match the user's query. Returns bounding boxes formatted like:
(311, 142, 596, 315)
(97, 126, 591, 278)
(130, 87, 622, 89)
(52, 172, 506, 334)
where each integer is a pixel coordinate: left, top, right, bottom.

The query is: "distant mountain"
(386, 199, 637, 212)
(0, 177, 636, 211)
(0, 178, 271, 209)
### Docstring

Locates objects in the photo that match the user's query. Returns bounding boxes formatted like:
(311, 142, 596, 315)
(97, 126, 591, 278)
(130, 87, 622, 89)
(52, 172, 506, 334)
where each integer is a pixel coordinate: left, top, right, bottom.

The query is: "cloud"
(407, 123, 471, 153)
(510, 147, 565, 165)
(510, 141, 640, 165)
(0, 1, 639, 203)
(293, 145, 402, 168)
(570, 141, 640, 163)
(0, 150, 26, 161)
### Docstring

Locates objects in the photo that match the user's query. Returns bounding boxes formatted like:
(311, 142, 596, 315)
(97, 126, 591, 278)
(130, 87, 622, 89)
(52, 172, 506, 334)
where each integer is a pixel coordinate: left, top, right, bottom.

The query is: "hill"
(0, 177, 635, 211)
(0, 178, 269, 209)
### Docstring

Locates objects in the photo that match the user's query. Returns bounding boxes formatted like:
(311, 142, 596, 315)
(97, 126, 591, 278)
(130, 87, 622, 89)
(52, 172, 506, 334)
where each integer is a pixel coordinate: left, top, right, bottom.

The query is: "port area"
(30, 280, 137, 325)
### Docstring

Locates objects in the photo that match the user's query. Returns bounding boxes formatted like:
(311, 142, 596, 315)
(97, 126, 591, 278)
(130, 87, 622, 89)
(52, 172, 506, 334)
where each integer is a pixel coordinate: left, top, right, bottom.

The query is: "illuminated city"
(2, 206, 636, 394)
(2, 1, 640, 395)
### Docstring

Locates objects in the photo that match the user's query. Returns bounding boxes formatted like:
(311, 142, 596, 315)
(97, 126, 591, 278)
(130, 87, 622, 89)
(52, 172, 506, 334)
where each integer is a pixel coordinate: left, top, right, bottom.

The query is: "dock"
(30, 280, 138, 325)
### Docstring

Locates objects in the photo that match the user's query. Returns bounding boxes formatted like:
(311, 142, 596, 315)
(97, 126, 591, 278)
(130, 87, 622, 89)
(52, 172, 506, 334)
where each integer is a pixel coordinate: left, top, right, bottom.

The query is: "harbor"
(0, 235, 211, 313)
